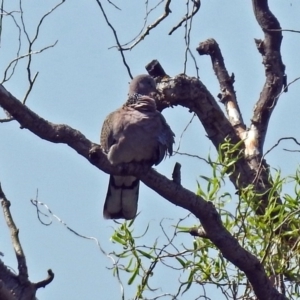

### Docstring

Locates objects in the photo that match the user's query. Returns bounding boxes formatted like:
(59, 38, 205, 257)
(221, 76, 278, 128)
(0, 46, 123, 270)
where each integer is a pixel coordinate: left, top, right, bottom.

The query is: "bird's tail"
(103, 175, 139, 220)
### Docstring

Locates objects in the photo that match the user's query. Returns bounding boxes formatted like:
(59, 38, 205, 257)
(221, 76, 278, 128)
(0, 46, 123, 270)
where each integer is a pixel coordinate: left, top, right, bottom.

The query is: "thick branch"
(155, 73, 276, 213)
(157, 74, 238, 147)
(251, 0, 285, 154)
(0, 85, 286, 299)
(197, 38, 246, 138)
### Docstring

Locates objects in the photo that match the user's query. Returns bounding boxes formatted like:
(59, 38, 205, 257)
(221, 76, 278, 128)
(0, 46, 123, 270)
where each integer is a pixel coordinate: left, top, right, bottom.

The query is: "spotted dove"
(100, 74, 174, 220)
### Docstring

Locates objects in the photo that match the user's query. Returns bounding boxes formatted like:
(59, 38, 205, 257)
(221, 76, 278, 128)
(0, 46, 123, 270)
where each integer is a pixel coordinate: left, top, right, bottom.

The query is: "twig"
(252, 137, 300, 184)
(95, 0, 133, 79)
(23, 72, 38, 104)
(106, 0, 121, 10)
(176, 113, 195, 152)
(19, 0, 64, 102)
(120, 0, 164, 48)
(169, 0, 201, 35)
(0, 9, 22, 83)
(267, 28, 300, 34)
(34, 269, 54, 289)
(30, 196, 126, 297)
(276, 76, 300, 98)
(120, 0, 172, 51)
(0, 117, 13, 123)
(1, 41, 58, 84)
(183, 0, 200, 79)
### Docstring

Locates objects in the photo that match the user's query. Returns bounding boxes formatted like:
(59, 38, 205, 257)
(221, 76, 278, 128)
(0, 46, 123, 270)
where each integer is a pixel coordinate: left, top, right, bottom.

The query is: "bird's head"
(128, 74, 157, 96)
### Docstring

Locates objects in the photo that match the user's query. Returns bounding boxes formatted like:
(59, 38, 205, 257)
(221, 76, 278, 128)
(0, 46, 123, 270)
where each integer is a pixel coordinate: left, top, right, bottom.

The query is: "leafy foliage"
(108, 140, 300, 299)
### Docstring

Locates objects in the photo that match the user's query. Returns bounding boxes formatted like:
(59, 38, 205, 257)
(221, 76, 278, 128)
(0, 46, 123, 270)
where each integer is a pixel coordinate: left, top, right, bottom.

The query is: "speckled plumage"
(101, 75, 174, 220)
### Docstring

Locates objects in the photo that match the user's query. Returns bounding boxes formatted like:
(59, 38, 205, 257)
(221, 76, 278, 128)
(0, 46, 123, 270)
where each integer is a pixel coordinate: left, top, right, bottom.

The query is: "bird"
(100, 74, 174, 220)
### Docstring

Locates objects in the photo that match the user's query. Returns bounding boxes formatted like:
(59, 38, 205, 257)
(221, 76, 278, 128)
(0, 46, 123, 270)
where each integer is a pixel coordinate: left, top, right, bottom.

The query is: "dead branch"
(251, 0, 285, 155)
(197, 39, 246, 138)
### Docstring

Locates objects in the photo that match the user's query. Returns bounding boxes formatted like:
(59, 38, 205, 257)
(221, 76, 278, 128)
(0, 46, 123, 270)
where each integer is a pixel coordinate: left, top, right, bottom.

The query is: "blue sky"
(1, 1, 300, 299)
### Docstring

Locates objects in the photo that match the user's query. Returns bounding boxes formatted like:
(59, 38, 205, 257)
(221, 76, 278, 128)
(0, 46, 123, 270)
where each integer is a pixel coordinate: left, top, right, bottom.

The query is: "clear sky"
(1, 1, 300, 299)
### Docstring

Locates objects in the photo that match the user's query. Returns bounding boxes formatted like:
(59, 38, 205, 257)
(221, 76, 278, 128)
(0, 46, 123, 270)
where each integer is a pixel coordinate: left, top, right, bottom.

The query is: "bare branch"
(23, 72, 38, 104)
(169, 0, 201, 35)
(1, 41, 58, 84)
(95, 0, 133, 79)
(175, 113, 195, 152)
(0, 9, 22, 82)
(0, 117, 13, 123)
(120, 0, 164, 48)
(31, 0, 66, 45)
(276, 76, 300, 98)
(253, 137, 300, 183)
(251, 0, 285, 154)
(18, 0, 65, 101)
(120, 0, 171, 51)
(0, 184, 29, 284)
(183, 0, 200, 78)
(30, 196, 125, 296)
(106, 0, 121, 10)
(197, 38, 246, 138)
(268, 28, 300, 34)
(34, 269, 54, 289)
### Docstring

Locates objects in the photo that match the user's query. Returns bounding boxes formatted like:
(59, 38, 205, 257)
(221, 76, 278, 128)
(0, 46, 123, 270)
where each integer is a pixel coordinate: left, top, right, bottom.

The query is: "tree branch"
(196, 39, 246, 138)
(34, 269, 54, 289)
(0, 84, 287, 300)
(120, 0, 172, 51)
(0, 183, 54, 299)
(0, 184, 29, 284)
(251, 0, 285, 154)
(168, 0, 201, 35)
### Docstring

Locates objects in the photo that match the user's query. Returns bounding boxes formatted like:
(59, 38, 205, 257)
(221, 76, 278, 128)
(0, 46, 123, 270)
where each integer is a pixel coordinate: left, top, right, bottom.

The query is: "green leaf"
(175, 257, 186, 268)
(136, 249, 155, 260)
(128, 265, 139, 285)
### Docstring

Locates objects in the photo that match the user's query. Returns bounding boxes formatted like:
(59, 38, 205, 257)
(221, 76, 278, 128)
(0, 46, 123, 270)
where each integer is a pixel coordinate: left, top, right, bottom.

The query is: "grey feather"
(101, 75, 174, 220)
